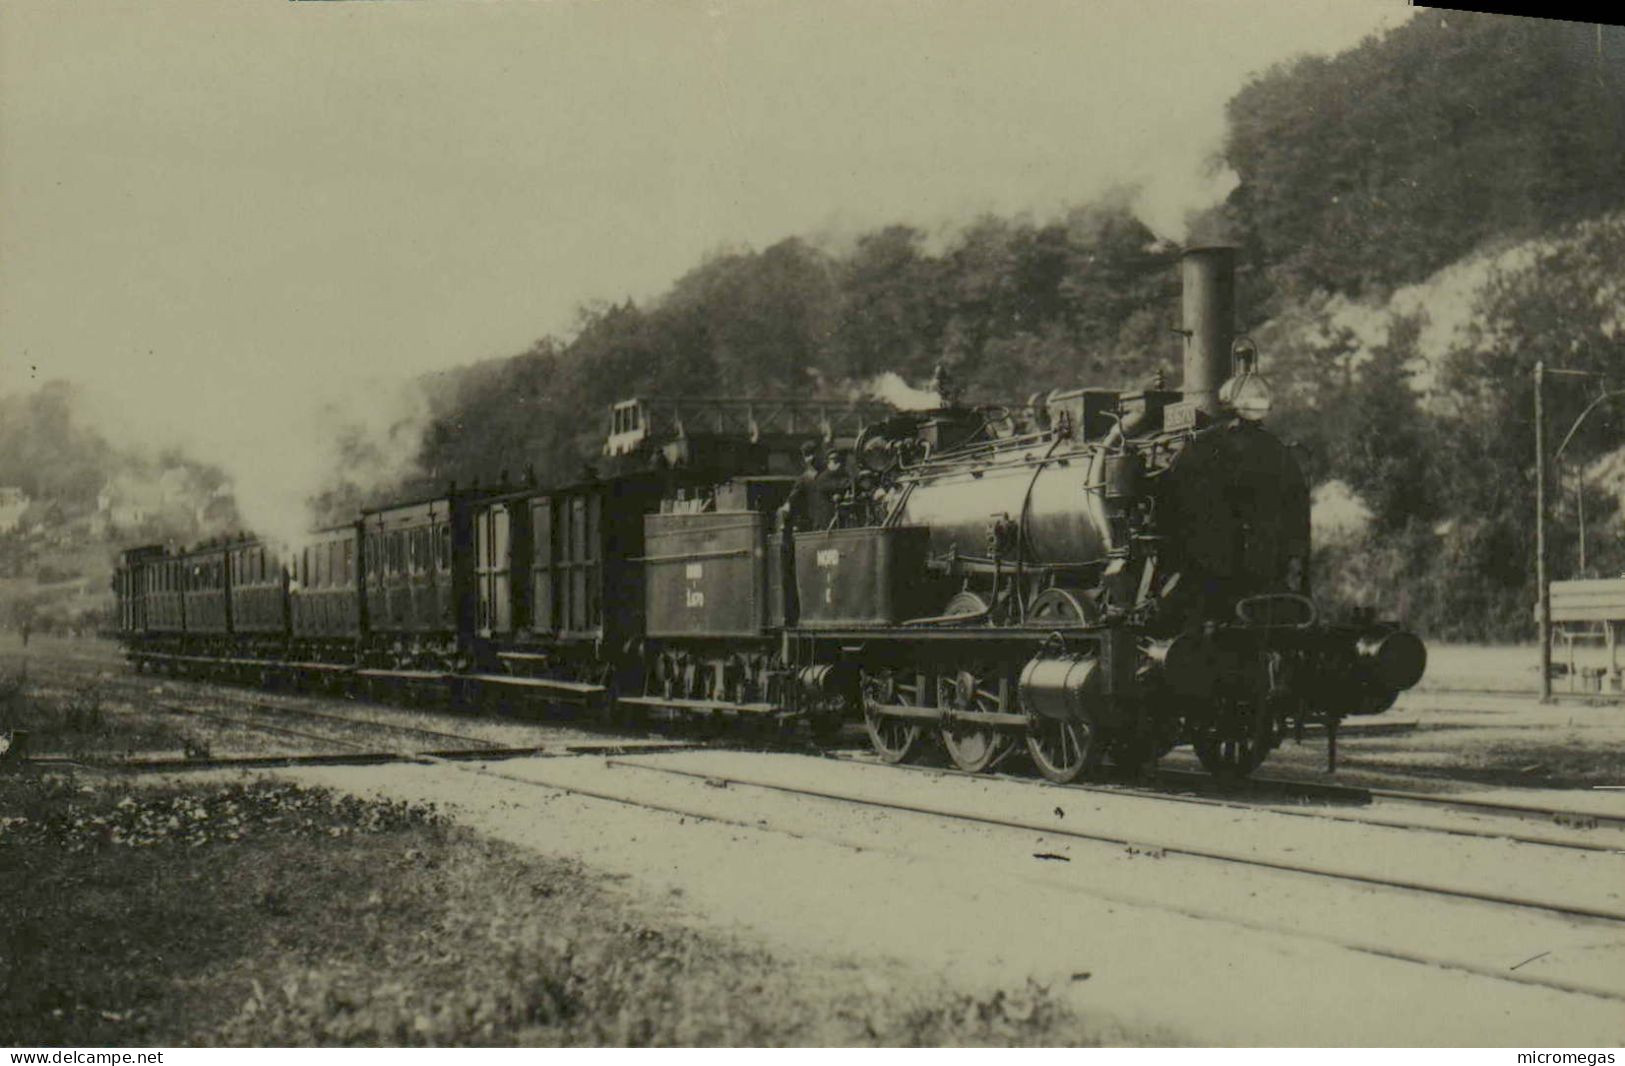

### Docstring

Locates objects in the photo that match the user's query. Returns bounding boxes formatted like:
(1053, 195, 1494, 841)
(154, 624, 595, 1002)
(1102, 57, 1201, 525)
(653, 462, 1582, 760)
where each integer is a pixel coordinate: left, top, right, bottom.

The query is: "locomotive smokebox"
(1181, 246, 1237, 416)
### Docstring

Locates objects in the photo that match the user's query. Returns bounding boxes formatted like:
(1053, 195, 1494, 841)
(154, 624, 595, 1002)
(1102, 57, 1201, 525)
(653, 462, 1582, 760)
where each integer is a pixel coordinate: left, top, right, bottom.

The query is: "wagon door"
(475, 506, 513, 636)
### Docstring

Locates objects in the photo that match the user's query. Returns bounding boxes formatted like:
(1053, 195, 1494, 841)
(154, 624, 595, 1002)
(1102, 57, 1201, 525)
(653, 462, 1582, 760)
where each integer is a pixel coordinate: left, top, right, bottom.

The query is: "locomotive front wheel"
(1026, 715, 1103, 784)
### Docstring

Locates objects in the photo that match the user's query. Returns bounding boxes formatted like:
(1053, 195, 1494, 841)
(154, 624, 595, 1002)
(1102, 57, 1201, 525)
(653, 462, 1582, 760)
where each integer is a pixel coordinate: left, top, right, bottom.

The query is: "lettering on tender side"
(685, 562, 704, 608)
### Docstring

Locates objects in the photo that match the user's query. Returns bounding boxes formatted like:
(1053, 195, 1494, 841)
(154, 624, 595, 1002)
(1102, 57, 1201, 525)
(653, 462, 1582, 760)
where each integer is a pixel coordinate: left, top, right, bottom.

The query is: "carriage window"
(437, 525, 451, 570)
(342, 539, 353, 583)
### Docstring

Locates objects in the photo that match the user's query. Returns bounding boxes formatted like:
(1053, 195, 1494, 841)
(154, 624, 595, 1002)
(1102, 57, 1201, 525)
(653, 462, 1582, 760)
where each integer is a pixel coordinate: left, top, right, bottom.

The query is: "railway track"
(15, 647, 1625, 845)
(832, 755, 1625, 853)
(600, 756, 1625, 925)
(145, 696, 503, 755)
(332, 749, 1625, 1007)
(9, 654, 558, 756)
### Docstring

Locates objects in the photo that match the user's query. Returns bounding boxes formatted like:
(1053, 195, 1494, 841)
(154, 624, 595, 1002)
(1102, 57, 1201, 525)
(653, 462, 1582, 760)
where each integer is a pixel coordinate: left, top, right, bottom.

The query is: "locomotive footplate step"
(618, 695, 783, 716)
(355, 669, 450, 682)
(495, 651, 554, 665)
(464, 673, 605, 699)
(287, 661, 354, 673)
(791, 626, 1100, 644)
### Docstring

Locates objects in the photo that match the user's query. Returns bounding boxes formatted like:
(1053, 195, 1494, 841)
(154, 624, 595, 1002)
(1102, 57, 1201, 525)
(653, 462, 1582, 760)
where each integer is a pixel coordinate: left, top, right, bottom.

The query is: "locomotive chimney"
(1180, 246, 1236, 416)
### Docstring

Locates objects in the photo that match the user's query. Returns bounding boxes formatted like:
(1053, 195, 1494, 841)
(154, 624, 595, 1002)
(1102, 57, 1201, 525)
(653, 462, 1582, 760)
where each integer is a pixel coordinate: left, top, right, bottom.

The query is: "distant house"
(0, 487, 30, 533)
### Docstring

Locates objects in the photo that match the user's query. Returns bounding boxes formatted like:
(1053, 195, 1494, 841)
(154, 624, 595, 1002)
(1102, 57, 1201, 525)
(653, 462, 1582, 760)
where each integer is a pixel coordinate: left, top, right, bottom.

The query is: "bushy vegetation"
(405, 201, 1181, 500)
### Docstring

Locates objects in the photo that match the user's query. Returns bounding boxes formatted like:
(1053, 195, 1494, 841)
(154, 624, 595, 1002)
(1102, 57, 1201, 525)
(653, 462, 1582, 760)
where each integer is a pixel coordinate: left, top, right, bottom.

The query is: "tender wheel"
(938, 666, 1013, 773)
(861, 670, 926, 764)
(1190, 705, 1275, 781)
(1191, 732, 1269, 780)
(1025, 714, 1103, 784)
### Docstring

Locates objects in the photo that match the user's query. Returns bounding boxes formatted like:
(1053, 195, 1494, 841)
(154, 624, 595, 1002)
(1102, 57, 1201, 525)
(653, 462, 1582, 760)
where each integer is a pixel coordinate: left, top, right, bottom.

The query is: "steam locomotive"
(113, 247, 1425, 781)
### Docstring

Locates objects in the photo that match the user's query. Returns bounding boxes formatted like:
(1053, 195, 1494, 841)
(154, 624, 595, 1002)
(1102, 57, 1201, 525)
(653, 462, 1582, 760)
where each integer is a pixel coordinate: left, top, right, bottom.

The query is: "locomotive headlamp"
(1218, 337, 1272, 421)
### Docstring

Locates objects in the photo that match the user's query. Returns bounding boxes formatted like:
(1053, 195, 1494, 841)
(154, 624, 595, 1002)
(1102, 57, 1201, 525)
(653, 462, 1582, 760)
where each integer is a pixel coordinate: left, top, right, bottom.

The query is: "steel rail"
(1154, 765, 1625, 831)
(216, 695, 502, 750)
(400, 754, 1625, 1005)
(840, 755, 1625, 855)
(19, 656, 506, 752)
(1364, 785, 1625, 830)
(603, 758, 1625, 926)
(151, 699, 385, 753)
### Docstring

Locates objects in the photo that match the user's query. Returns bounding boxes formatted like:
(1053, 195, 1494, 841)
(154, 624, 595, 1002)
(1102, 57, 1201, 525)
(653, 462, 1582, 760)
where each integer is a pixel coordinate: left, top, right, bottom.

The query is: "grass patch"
(1, 772, 1098, 1047)
(0, 671, 194, 759)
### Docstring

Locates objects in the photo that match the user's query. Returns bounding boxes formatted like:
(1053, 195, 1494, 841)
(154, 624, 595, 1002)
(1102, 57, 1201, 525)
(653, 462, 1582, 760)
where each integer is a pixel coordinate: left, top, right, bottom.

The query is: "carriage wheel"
(1025, 714, 1104, 784)
(938, 666, 1013, 773)
(861, 670, 926, 764)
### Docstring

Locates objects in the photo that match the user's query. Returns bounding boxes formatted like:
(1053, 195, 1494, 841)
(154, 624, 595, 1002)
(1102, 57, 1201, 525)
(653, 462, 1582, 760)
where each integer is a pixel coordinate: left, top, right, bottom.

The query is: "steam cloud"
(860, 372, 942, 412)
(78, 370, 432, 555)
(1132, 156, 1241, 244)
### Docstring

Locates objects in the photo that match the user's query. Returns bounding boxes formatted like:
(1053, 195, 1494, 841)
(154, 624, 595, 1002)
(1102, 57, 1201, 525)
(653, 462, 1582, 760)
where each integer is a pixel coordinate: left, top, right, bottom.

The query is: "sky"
(0, 0, 1412, 535)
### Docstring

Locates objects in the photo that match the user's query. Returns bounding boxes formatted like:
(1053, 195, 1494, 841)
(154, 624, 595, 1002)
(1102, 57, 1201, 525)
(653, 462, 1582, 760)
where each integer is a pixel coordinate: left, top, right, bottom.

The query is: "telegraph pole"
(1535, 361, 1551, 702)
